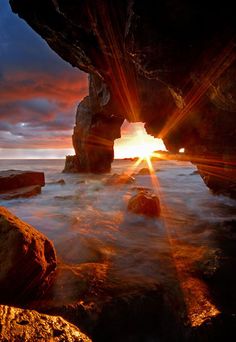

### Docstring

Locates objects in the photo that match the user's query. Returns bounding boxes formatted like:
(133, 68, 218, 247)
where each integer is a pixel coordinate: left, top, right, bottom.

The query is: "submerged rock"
(104, 173, 135, 185)
(190, 170, 199, 176)
(0, 185, 41, 200)
(128, 191, 161, 217)
(0, 304, 91, 342)
(47, 179, 65, 185)
(0, 207, 57, 304)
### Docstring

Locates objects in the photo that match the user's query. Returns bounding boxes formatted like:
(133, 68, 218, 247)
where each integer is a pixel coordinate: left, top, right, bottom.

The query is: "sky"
(0, 0, 165, 159)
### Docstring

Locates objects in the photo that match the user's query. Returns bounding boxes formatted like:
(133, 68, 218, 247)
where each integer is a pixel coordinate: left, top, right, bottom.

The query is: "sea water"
(0, 159, 236, 323)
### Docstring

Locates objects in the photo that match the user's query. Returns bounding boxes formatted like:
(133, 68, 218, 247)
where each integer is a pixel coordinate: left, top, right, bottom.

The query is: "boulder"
(128, 191, 161, 217)
(0, 304, 91, 342)
(104, 173, 135, 185)
(0, 207, 57, 304)
(0, 185, 41, 200)
(0, 170, 45, 192)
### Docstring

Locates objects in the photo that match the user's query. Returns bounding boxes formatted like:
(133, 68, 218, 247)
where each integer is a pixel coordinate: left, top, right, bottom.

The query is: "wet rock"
(0, 207, 57, 304)
(190, 170, 199, 176)
(31, 264, 183, 342)
(47, 179, 65, 185)
(0, 185, 41, 200)
(63, 155, 81, 173)
(76, 180, 86, 184)
(104, 173, 135, 185)
(197, 163, 236, 198)
(131, 186, 151, 192)
(0, 304, 91, 341)
(0, 170, 45, 192)
(137, 168, 151, 175)
(128, 191, 161, 217)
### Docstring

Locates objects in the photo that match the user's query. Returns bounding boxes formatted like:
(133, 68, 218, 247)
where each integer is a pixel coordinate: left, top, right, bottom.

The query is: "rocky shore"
(0, 170, 45, 199)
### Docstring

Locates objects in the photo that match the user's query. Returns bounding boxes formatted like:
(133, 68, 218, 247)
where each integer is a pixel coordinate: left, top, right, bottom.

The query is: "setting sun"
(114, 121, 166, 159)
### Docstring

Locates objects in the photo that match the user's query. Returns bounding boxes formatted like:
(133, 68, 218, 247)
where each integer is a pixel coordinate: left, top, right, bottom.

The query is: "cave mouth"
(114, 120, 166, 159)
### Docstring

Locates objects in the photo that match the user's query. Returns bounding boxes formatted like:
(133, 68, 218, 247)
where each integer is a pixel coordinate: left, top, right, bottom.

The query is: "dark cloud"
(0, 0, 88, 152)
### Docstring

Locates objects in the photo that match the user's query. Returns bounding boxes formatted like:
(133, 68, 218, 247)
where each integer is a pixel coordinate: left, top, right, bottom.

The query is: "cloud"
(0, 0, 88, 151)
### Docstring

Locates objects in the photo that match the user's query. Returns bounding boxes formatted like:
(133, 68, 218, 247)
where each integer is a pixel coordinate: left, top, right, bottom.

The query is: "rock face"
(9, 0, 236, 196)
(0, 305, 91, 342)
(0, 185, 42, 200)
(64, 76, 124, 173)
(0, 170, 45, 192)
(128, 191, 161, 217)
(104, 173, 135, 185)
(0, 207, 57, 304)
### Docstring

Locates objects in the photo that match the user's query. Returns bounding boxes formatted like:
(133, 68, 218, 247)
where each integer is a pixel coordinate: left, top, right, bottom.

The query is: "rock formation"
(0, 170, 45, 199)
(0, 170, 45, 191)
(0, 304, 91, 341)
(128, 190, 161, 216)
(104, 173, 135, 185)
(0, 207, 57, 304)
(9, 0, 236, 196)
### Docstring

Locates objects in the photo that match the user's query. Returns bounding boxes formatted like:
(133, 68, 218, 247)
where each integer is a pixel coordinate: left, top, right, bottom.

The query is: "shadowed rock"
(0, 185, 42, 200)
(47, 179, 66, 185)
(0, 170, 45, 191)
(0, 305, 91, 341)
(128, 191, 161, 217)
(0, 207, 57, 304)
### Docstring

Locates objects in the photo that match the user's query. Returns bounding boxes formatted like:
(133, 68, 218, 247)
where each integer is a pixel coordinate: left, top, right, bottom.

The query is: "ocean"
(0, 158, 236, 326)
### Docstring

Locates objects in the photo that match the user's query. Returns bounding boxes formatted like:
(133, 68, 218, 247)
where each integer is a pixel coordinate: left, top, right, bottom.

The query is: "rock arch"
(10, 0, 236, 197)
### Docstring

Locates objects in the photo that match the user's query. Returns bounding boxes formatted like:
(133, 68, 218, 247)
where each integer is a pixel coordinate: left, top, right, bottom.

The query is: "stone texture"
(128, 191, 161, 217)
(104, 173, 135, 185)
(0, 207, 57, 304)
(9, 0, 236, 196)
(0, 185, 41, 200)
(0, 304, 91, 342)
(0, 170, 45, 192)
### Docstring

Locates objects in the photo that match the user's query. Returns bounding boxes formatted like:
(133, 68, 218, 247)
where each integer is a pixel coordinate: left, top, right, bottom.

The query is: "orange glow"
(122, 151, 221, 327)
(114, 122, 166, 159)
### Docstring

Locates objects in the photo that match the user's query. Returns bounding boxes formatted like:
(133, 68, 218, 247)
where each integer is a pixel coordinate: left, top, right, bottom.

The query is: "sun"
(114, 121, 166, 159)
(135, 130, 158, 158)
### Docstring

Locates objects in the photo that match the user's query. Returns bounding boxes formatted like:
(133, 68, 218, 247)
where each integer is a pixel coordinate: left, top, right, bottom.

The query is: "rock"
(69, 91, 124, 173)
(0, 207, 57, 304)
(137, 168, 151, 175)
(131, 186, 151, 192)
(190, 170, 199, 176)
(104, 173, 135, 185)
(0, 304, 91, 341)
(76, 180, 86, 184)
(128, 191, 161, 217)
(0, 170, 45, 192)
(30, 263, 181, 342)
(197, 163, 236, 198)
(0, 185, 41, 200)
(63, 155, 81, 173)
(47, 179, 65, 185)
(9, 1, 236, 196)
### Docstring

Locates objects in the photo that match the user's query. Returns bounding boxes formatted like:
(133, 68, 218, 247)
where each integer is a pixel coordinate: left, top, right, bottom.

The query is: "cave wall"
(9, 0, 236, 196)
